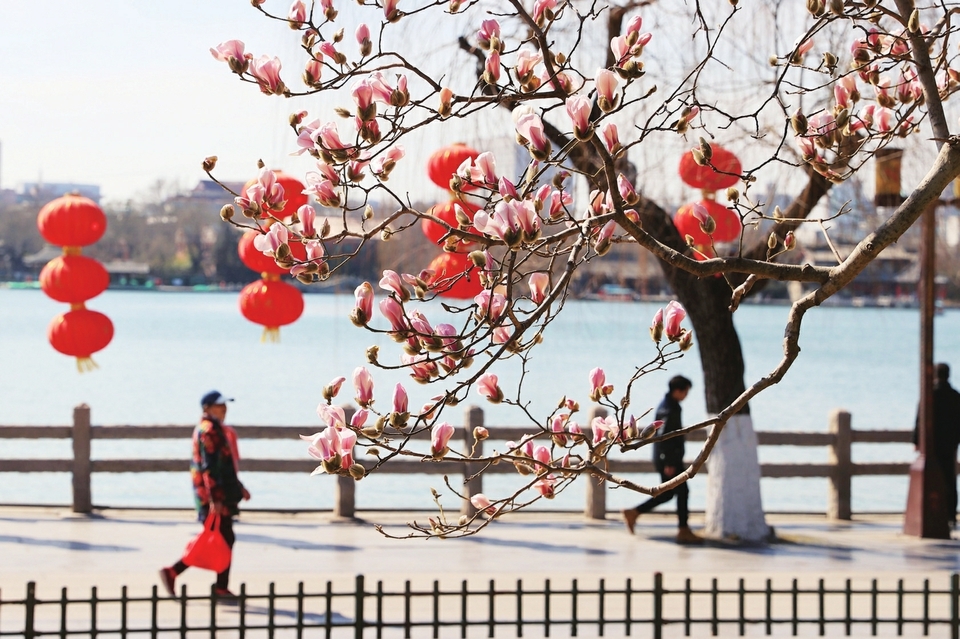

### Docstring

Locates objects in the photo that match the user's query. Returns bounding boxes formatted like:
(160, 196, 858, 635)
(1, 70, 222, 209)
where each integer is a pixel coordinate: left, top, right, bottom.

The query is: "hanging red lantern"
(48, 308, 114, 372)
(426, 252, 483, 299)
(237, 230, 308, 275)
(40, 255, 110, 303)
(427, 144, 479, 191)
(678, 145, 742, 191)
(421, 200, 480, 250)
(238, 277, 305, 341)
(37, 194, 107, 247)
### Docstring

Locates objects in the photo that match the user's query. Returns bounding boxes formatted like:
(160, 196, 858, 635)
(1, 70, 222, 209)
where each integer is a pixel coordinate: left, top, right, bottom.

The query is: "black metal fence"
(2, 573, 959, 638)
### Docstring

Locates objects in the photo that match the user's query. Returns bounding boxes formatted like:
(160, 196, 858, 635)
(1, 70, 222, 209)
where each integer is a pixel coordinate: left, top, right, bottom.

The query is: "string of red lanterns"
(236, 170, 308, 341)
(421, 144, 484, 299)
(36, 195, 114, 372)
(674, 145, 743, 261)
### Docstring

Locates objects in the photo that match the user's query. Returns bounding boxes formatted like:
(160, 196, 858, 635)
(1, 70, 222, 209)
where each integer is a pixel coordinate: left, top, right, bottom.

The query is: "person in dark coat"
(160, 391, 250, 601)
(913, 363, 960, 527)
(621, 375, 703, 544)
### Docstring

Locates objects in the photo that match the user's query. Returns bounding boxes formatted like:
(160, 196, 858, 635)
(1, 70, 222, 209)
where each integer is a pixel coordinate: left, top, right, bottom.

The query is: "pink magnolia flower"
(322, 376, 346, 400)
(550, 415, 568, 446)
(529, 272, 549, 304)
(611, 35, 631, 67)
(320, 0, 336, 19)
(591, 415, 616, 444)
(249, 55, 285, 95)
(499, 177, 518, 200)
(304, 178, 340, 208)
(516, 113, 550, 159)
(474, 152, 498, 184)
(210, 40, 250, 74)
(650, 307, 664, 343)
(533, 445, 551, 468)
(794, 36, 814, 59)
(477, 19, 500, 50)
(317, 403, 347, 429)
(339, 429, 357, 468)
(474, 289, 508, 323)
(691, 202, 715, 234)
(235, 182, 265, 217)
(532, 0, 556, 24)
(402, 353, 436, 384)
(625, 15, 643, 36)
(663, 300, 686, 341)
(379, 269, 410, 301)
(351, 408, 369, 429)
(438, 87, 454, 117)
(477, 373, 503, 403)
(353, 366, 375, 407)
(601, 123, 621, 156)
(492, 326, 512, 344)
(351, 79, 375, 115)
(301, 426, 341, 463)
(312, 122, 351, 157)
(291, 239, 325, 276)
(393, 383, 408, 413)
(356, 23, 371, 55)
(383, 0, 400, 22)
(515, 50, 542, 82)
(595, 69, 619, 112)
(639, 420, 663, 440)
(354, 282, 374, 324)
(534, 475, 556, 499)
(253, 223, 289, 257)
(371, 145, 405, 178)
(617, 174, 639, 205)
(566, 96, 592, 140)
(288, 0, 307, 25)
(470, 493, 498, 515)
(379, 297, 408, 333)
(588, 367, 613, 401)
(431, 422, 455, 457)
(298, 205, 317, 238)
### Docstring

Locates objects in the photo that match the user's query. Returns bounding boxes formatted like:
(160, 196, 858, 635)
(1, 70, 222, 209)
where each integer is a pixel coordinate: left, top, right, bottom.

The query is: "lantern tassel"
(75, 357, 99, 373)
(261, 327, 281, 343)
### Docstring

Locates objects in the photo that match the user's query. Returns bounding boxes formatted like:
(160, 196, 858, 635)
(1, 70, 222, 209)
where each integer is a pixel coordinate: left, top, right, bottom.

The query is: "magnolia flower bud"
(366, 345, 379, 363)
(698, 138, 712, 160)
(768, 232, 779, 250)
(202, 156, 218, 172)
(828, 0, 843, 15)
(691, 149, 706, 166)
(468, 251, 487, 269)
(474, 426, 489, 441)
(726, 187, 739, 203)
(348, 463, 366, 480)
(685, 234, 696, 247)
(678, 330, 694, 351)
(791, 110, 808, 136)
(908, 8, 920, 32)
(784, 231, 797, 251)
(220, 204, 235, 221)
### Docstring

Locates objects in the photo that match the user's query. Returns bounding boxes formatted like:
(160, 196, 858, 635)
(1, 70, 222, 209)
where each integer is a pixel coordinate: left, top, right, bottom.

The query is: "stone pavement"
(2, 507, 959, 595)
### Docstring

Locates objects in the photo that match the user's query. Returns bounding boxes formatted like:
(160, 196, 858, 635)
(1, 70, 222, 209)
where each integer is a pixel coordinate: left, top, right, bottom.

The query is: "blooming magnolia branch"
(207, 0, 960, 534)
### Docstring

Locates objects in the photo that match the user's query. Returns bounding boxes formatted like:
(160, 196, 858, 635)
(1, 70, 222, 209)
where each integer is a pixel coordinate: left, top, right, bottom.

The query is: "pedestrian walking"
(621, 375, 703, 544)
(913, 363, 960, 528)
(160, 391, 250, 601)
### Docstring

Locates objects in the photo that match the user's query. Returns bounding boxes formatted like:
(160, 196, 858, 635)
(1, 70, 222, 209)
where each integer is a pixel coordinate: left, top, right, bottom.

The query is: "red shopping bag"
(181, 513, 232, 573)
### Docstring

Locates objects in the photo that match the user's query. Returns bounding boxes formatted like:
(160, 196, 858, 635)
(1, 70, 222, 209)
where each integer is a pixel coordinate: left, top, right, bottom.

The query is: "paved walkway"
(2, 507, 959, 597)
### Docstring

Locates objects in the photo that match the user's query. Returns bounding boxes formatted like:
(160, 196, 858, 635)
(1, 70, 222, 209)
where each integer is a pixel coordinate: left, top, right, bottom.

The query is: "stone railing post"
(334, 405, 357, 519)
(584, 406, 608, 520)
(72, 404, 92, 514)
(461, 406, 484, 517)
(827, 409, 852, 521)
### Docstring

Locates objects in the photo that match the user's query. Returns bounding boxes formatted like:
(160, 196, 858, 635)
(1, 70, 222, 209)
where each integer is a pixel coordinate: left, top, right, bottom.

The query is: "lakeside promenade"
(4, 507, 960, 636)
(5, 507, 960, 592)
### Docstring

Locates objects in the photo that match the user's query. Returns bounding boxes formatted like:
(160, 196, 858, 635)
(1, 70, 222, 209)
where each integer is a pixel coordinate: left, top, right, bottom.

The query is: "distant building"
(18, 182, 101, 205)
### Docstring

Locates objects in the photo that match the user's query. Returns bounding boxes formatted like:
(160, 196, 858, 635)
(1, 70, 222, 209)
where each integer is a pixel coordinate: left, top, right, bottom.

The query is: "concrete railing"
(0, 406, 911, 520)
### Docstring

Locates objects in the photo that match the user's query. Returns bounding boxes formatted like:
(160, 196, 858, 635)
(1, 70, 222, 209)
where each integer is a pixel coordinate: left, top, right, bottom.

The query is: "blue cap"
(201, 390, 234, 408)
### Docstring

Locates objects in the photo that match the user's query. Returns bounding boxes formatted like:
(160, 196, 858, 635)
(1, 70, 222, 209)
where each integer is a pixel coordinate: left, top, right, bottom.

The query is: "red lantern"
(40, 255, 109, 303)
(427, 144, 479, 190)
(238, 277, 305, 341)
(237, 231, 308, 275)
(678, 145, 742, 191)
(48, 308, 114, 372)
(37, 195, 107, 247)
(674, 200, 741, 245)
(426, 252, 483, 299)
(421, 200, 480, 250)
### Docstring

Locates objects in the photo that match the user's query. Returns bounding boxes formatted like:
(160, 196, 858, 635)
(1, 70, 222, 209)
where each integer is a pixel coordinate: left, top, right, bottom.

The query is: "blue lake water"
(0, 287, 956, 514)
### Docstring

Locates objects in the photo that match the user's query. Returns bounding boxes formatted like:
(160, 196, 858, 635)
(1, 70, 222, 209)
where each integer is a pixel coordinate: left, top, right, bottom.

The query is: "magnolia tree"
(207, 0, 960, 540)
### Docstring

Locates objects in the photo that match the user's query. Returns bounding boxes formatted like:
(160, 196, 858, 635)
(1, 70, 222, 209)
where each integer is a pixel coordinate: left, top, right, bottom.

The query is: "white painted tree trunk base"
(703, 414, 771, 542)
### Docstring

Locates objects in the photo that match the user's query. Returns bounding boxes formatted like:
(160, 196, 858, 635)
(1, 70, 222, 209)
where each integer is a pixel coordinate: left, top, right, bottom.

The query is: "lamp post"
(884, 148, 952, 539)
